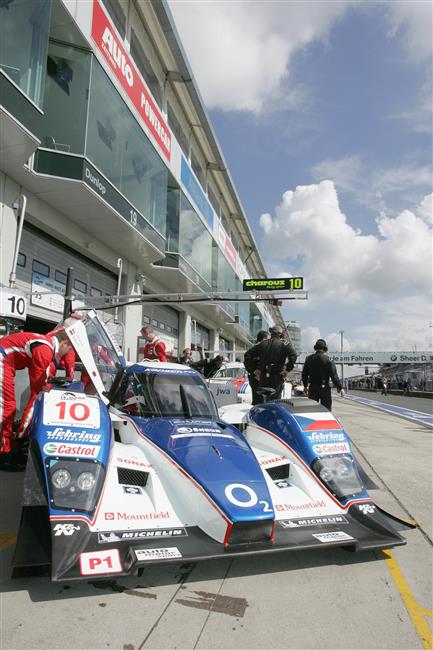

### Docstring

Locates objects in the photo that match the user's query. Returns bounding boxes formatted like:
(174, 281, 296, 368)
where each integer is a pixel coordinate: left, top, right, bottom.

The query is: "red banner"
(91, 0, 171, 161)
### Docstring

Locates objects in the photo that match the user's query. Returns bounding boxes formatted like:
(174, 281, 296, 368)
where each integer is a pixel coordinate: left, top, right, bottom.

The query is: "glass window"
(100, 0, 126, 40)
(142, 315, 150, 324)
(86, 61, 168, 236)
(166, 187, 180, 253)
(190, 148, 204, 188)
(167, 102, 189, 157)
(17, 253, 26, 268)
(124, 372, 217, 418)
(33, 260, 49, 276)
(166, 325, 172, 333)
(0, 0, 51, 107)
(207, 185, 220, 216)
(130, 28, 162, 107)
(55, 270, 67, 285)
(159, 323, 165, 330)
(74, 279, 87, 294)
(151, 319, 158, 327)
(40, 41, 90, 154)
(179, 195, 212, 285)
(90, 287, 103, 297)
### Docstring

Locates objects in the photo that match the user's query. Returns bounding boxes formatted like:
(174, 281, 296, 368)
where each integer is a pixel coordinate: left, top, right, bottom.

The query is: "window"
(0, 0, 51, 107)
(167, 102, 189, 157)
(179, 194, 212, 285)
(87, 61, 168, 237)
(207, 185, 220, 216)
(130, 28, 162, 107)
(166, 325, 172, 333)
(142, 315, 150, 324)
(55, 270, 67, 285)
(74, 279, 87, 294)
(100, 0, 126, 39)
(33, 260, 49, 276)
(151, 319, 158, 327)
(190, 148, 204, 187)
(90, 287, 103, 297)
(41, 41, 90, 155)
(17, 253, 26, 268)
(159, 323, 165, 330)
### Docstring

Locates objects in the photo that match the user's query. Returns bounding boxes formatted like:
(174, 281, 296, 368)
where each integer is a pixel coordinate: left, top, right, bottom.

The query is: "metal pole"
(63, 267, 74, 320)
(114, 257, 123, 321)
(340, 330, 344, 385)
(9, 194, 27, 288)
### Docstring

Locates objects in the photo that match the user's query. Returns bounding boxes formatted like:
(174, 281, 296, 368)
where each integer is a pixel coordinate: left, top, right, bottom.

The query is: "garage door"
(16, 224, 118, 326)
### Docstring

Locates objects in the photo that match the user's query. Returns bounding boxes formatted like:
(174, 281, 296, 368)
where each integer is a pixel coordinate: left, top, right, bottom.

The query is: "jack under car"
(13, 312, 413, 581)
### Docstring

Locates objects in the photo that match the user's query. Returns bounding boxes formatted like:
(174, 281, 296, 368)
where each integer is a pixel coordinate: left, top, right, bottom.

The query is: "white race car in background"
(208, 362, 292, 406)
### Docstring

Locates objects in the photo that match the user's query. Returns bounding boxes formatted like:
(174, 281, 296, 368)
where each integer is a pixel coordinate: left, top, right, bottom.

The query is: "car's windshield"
(82, 313, 122, 393)
(122, 371, 218, 418)
(214, 366, 246, 379)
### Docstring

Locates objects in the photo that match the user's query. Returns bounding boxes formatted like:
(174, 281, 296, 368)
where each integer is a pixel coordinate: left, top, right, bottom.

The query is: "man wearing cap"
(302, 339, 345, 410)
(248, 326, 297, 404)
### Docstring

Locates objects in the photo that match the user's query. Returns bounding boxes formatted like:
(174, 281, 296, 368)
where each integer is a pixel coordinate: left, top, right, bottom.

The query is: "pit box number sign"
(242, 277, 303, 291)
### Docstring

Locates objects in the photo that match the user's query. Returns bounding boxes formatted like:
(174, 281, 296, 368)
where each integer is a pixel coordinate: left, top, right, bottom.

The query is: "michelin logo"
(98, 528, 187, 543)
(280, 516, 348, 529)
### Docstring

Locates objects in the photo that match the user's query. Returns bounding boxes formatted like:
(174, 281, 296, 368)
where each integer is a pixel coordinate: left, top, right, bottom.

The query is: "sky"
(168, 0, 432, 353)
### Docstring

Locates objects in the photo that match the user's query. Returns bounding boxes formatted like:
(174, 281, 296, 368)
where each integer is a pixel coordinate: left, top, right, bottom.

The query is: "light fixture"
(47, 57, 73, 95)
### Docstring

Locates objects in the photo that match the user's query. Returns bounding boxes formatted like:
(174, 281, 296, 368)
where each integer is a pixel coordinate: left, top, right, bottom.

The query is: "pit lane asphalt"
(1, 398, 432, 650)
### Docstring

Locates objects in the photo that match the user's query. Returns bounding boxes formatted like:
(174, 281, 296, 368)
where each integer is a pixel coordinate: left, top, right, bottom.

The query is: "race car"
(208, 361, 292, 404)
(13, 312, 413, 582)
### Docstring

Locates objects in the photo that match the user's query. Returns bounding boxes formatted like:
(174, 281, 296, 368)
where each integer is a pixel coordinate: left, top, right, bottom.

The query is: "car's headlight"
(312, 455, 364, 499)
(46, 459, 105, 513)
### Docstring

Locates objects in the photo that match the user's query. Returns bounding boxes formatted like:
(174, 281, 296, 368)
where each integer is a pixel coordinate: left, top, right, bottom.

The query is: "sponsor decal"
(260, 455, 289, 466)
(122, 486, 143, 495)
(46, 427, 101, 443)
(43, 442, 100, 458)
(98, 528, 187, 544)
(275, 480, 290, 489)
(275, 500, 326, 513)
(243, 277, 303, 291)
(312, 531, 354, 543)
(216, 388, 230, 396)
(358, 503, 375, 515)
(307, 432, 346, 443)
(80, 548, 122, 575)
(53, 523, 80, 536)
(91, 0, 171, 160)
(134, 547, 182, 561)
(312, 442, 350, 456)
(43, 392, 100, 429)
(116, 457, 152, 468)
(177, 426, 221, 434)
(104, 511, 170, 521)
(280, 515, 349, 529)
(85, 166, 106, 195)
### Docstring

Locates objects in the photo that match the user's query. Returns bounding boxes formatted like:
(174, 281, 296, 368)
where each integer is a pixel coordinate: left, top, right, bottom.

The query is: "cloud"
(385, 1, 433, 64)
(168, 0, 351, 113)
(311, 157, 432, 214)
(259, 180, 432, 303)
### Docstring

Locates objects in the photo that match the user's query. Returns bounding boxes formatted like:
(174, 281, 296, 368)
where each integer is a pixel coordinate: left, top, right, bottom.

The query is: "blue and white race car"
(13, 312, 413, 581)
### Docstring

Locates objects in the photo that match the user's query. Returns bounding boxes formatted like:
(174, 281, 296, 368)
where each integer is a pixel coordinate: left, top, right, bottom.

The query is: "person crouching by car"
(192, 354, 224, 378)
(302, 338, 344, 411)
(141, 325, 167, 362)
(0, 329, 72, 470)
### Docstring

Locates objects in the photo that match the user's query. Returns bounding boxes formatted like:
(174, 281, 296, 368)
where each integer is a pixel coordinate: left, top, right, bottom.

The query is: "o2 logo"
(225, 483, 272, 513)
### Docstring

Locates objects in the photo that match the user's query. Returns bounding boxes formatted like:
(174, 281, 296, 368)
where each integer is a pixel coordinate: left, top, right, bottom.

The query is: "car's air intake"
(117, 467, 148, 487)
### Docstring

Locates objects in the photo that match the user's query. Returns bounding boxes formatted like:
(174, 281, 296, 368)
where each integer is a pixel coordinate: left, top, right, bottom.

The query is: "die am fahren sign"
(243, 277, 304, 291)
(91, 0, 171, 161)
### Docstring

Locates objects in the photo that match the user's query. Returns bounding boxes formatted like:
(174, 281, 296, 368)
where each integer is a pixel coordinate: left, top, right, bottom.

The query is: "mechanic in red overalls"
(0, 329, 72, 467)
(141, 325, 167, 362)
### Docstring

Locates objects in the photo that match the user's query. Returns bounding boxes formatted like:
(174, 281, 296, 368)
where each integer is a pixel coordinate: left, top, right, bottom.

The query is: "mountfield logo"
(44, 442, 100, 458)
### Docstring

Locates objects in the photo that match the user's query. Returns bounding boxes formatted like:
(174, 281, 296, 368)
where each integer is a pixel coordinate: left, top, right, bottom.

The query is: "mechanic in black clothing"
(192, 354, 224, 378)
(244, 330, 271, 405)
(302, 339, 345, 410)
(245, 326, 297, 405)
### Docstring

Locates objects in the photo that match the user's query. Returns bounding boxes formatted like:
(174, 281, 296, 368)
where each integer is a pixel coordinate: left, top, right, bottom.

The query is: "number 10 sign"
(0, 287, 27, 321)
